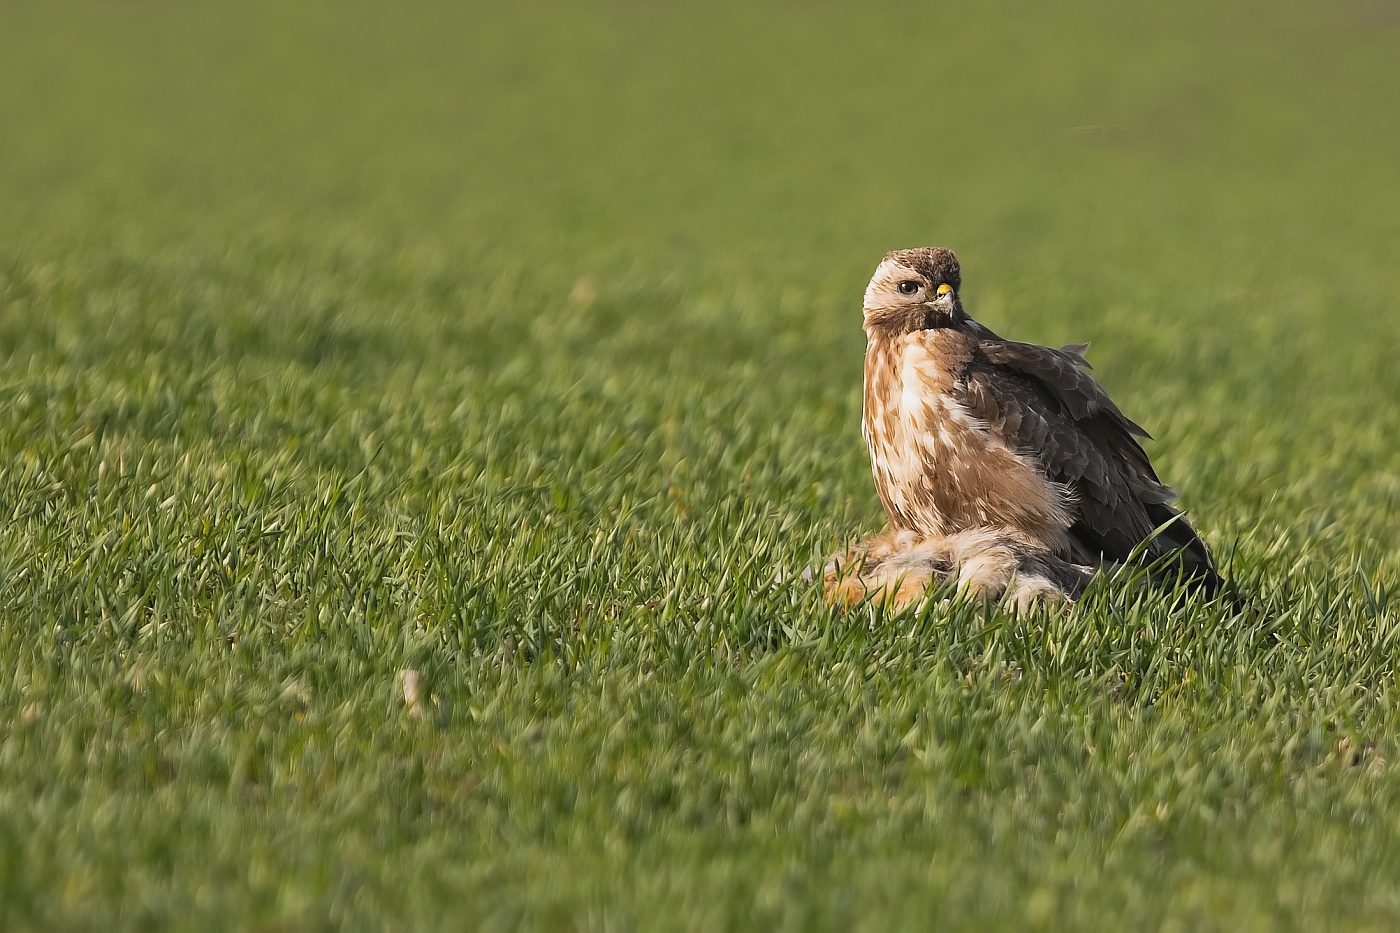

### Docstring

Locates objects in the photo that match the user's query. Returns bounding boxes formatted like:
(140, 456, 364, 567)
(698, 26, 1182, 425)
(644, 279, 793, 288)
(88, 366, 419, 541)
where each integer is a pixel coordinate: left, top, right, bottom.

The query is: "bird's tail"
(1143, 503, 1224, 596)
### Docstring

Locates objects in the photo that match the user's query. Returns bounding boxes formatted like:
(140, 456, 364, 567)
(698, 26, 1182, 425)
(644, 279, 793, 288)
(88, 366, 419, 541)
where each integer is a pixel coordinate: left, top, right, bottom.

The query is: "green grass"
(2, 0, 1399, 928)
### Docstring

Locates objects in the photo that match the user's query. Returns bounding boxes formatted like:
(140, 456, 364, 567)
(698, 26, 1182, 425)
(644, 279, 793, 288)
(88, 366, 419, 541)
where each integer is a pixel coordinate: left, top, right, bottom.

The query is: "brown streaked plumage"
(827, 246, 1220, 609)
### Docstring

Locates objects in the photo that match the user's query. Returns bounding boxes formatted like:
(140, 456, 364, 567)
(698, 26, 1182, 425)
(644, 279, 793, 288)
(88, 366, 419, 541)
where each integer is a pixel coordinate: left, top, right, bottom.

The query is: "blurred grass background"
(1, 1, 1399, 929)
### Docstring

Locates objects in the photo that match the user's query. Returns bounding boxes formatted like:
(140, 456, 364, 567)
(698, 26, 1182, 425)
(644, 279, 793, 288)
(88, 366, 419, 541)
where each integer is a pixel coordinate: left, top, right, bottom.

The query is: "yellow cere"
(937, 284, 953, 295)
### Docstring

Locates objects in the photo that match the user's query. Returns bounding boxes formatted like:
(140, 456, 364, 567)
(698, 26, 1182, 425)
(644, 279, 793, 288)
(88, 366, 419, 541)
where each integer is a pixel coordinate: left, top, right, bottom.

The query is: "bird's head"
(862, 247, 965, 334)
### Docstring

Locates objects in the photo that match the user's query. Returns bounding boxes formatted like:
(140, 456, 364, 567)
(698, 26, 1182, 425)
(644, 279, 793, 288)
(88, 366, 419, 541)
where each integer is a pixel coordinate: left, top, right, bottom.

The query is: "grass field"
(2, 1, 1399, 928)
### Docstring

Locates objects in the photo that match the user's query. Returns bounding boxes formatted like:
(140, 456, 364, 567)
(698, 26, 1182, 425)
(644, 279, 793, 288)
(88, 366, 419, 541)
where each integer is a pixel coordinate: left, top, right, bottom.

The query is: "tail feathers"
(1144, 503, 1222, 595)
(1070, 504, 1226, 598)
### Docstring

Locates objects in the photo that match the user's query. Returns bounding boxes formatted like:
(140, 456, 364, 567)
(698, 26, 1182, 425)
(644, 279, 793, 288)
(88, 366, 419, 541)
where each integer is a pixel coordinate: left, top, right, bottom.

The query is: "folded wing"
(959, 334, 1220, 590)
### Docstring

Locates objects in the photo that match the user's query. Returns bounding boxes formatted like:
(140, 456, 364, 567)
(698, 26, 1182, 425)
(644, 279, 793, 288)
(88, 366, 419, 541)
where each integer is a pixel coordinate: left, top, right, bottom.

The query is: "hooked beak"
(928, 283, 957, 310)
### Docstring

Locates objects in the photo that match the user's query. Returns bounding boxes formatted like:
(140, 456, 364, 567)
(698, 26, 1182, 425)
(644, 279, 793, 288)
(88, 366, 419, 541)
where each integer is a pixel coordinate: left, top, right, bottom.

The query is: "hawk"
(825, 247, 1220, 610)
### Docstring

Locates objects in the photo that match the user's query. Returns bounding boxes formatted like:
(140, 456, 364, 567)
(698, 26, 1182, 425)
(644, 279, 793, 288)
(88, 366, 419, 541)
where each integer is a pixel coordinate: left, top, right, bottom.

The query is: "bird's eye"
(897, 281, 920, 295)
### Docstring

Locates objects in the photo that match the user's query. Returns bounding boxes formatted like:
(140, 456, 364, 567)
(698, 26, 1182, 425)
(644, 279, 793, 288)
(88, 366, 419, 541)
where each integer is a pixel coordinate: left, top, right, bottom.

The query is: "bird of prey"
(825, 247, 1219, 610)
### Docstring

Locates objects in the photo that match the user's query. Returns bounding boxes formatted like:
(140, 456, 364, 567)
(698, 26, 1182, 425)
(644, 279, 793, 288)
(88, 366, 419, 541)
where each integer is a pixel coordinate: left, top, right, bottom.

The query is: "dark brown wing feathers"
(962, 335, 1219, 590)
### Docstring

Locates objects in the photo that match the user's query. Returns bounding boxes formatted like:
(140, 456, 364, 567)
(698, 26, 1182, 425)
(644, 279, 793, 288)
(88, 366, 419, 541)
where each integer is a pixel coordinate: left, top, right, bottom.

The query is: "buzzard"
(825, 247, 1220, 610)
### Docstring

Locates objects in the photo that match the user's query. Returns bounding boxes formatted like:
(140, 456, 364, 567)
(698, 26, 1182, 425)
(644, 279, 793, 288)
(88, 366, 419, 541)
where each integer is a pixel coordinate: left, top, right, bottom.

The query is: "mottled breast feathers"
(864, 323, 1220, 589)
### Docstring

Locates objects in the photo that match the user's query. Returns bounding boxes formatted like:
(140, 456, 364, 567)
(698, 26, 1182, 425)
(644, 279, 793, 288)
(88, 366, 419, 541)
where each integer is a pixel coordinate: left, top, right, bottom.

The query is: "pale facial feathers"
(862, 248, 964, 333)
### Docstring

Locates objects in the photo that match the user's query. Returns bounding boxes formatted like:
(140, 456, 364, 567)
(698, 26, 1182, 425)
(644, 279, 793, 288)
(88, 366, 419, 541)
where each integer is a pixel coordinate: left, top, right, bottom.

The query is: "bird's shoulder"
(953, 324, 1167, 500)
(966, 328, 1150, 440)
